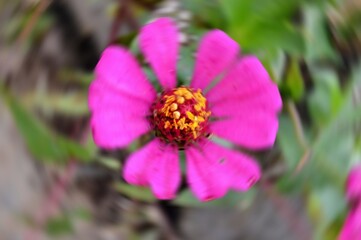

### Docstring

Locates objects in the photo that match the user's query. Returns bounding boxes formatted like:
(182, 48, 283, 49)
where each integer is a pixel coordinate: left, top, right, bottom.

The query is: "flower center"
(150, 87, 211, 146)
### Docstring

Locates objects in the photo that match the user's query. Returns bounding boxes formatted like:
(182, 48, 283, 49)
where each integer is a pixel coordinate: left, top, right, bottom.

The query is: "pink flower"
(339, 165, 361, 239)
(339, 204, 361, 240)
(89, 18, 282, 201)
(346, 165, 361, 203)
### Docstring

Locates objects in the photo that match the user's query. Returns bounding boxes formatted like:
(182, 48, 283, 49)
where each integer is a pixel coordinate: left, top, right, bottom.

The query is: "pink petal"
(123, 139, 180, 200)
(209, 107, 279, 150)
(207, 56, 282, 111)
(346, 165, 361, 202)
(95, 45, 156, 101)
(185, 139, 261, 201)
(207, 56, 282, 149)
(89, 80, 153, 149)
(339, 205, 361, 240)
(190, 30, 239, 91)
(140, 18, 179, 90)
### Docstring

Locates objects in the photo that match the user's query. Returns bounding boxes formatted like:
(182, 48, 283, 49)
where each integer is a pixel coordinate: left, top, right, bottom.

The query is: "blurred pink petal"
(89, 80, 153, 149)
(140, 18, 179, 90)
(191, 30, 239, 90)
(185, 139, 261, 201)
(346, 165, 361, 202)
(95, 45, 156, 100)
(207, 56, 282, 149)
(209, 107, 279, 150)
(339, 204, 361, 240)
(123, 139, 180, 199)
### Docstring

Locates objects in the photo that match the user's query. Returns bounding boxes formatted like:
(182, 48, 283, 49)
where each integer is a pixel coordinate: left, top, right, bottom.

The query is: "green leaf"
(260, 50, 286, 84)
(284, 58, 305, 101)
(59, 70, 94, 88)
(114, 183, 156, 203)
(307, 187, 346, 240)
(71, 207, 92, 221)
(172, 189, 256, 207)
(45, 215, 73, 237)
(30, 92, 89, 117)
(58, 137, 94, 162)
(99, 156, 122, 170)
(303, 4, 338, 62)
(308, 68, 343, 126)
(183, 0, 226, 28)
(177, 47, 195, 85)
(220, 0, 301, 26)
(0, 87, 94, 164)
(277, 114, 305, 171)
(220, 0, 304, 53)
(229, 19, 304, 54)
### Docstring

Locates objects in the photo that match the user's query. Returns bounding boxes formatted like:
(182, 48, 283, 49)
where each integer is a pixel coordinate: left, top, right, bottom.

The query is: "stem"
(286, 100, 308, 150)
(286, 100, 312, 175)
(17, 0, 51, 44)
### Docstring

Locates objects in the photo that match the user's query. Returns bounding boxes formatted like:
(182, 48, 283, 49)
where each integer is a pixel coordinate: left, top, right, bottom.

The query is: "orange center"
(151, 87, 211, 146)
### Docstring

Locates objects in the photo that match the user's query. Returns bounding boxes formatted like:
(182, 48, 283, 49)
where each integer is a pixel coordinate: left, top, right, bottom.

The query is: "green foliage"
(3, 4, 53, 46)
(114, 183, 156, 203)
(219, 0, 304, 53)
(177, 47, 195, 85)
(303, 4, 338, 62)
(0, 86, 94, 164)
(44, 208, 92, 237)
(45, 215, 73, 237)
(308, 68, 343, 127)
(283, 58, 305, 101)
(307, 187, 345, 240)
(277, 114, 305, 171)
(183, 0, 226, 28)
(173, 189, 256, 208)
(99, 156, 122, 170)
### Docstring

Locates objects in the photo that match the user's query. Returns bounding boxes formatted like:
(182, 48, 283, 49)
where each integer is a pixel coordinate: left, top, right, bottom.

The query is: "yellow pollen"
(178, 117, 186, 130)
(164, 121, 171, 129)
(170, 103, 178, 111)
(184, 92, 193, 100)
(186, 111, 195, 120)
(165, 95, 175, 104)
(173, 111, 181, 119)
(177, 96, 185, 104)
(194, 104, 202, 111)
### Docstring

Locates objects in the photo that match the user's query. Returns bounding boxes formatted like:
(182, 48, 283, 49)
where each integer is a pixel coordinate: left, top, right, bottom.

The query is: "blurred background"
(1, 0, 361, 239)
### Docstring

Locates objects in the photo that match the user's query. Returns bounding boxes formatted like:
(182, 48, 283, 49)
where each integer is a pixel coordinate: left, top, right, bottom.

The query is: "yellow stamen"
(164, 121, 171, 129)
(177, 96, 185, 104)
(170, 103, 178, 111)
(194, 104, 202, 112)
(186, 111, 195, 120)
(177, 117, 186, 130)
(173, 111, 181, 119)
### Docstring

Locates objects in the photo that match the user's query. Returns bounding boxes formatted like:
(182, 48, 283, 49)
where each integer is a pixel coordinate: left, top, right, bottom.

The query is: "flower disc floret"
(151, 87, 211, 146)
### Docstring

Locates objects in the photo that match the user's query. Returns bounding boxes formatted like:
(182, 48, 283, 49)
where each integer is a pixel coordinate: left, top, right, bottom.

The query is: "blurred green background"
(1, 0, 361, 239)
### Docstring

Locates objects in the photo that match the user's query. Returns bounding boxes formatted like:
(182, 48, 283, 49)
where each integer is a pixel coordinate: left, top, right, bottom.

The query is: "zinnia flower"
(346, 165, 361, 203)
(339, 165, 361, 239)
(89, 18, 282, 201)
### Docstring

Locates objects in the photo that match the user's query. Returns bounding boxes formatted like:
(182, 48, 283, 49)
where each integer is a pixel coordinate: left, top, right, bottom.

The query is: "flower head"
(89, 18, 282, 201)
(339, 165, 361, 240)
